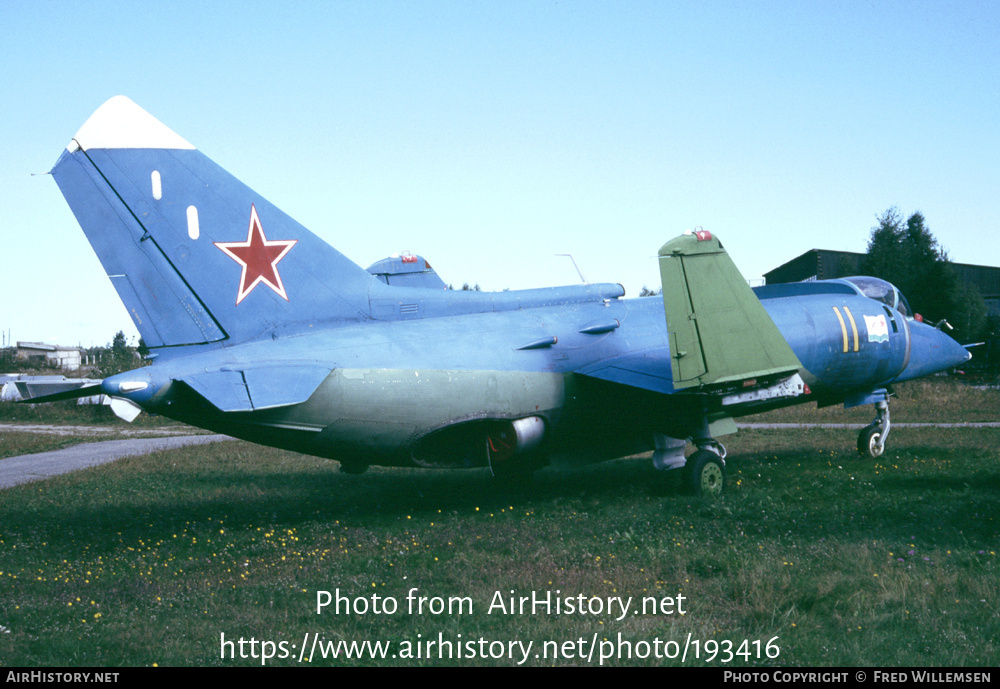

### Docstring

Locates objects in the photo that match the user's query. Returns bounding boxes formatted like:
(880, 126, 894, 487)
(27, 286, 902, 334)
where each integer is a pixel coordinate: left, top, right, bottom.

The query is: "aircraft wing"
(578, 231, 803, 398)
(575, 350, 676, 394)
(658, 231, 802, 390)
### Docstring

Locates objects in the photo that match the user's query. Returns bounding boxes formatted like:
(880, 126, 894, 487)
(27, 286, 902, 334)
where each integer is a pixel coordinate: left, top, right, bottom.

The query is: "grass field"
(0, 380, 997, 666)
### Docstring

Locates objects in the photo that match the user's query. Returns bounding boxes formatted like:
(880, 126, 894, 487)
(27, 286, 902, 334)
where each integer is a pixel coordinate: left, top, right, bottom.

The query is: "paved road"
(0, 423, 201, 436)
(0, 434, 234, 489)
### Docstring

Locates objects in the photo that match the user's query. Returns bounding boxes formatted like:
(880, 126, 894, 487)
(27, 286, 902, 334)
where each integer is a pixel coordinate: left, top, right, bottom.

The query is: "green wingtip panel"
(658, 233, 801, 390)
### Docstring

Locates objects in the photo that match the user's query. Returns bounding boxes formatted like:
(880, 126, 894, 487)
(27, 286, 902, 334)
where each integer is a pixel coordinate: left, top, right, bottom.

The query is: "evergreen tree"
(862, 208, 986, 342)
(896, 212, 959, 325)
(860, 207, 904, 284)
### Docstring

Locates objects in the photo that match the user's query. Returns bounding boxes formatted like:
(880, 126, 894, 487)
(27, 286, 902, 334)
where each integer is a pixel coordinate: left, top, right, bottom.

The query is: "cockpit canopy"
(841, 277, 912, 318)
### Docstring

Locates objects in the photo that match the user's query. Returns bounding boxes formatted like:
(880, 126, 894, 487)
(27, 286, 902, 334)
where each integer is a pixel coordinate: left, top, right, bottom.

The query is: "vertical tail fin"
(51, 96, 376, 350)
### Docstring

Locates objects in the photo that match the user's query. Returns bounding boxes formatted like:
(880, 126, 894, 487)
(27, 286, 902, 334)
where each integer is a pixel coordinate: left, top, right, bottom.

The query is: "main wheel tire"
(857, 425, 884, 458)
(686, 450, 726, 496)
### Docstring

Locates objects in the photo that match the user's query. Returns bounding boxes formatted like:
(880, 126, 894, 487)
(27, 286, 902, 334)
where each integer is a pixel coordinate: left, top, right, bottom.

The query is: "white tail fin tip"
(69, 96, 195, 152)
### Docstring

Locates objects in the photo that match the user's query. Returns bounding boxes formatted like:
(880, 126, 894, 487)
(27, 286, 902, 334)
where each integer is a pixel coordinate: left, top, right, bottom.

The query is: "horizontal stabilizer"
(15, 383, 104, 404)
(180, 365, 331, 412)
(182, 371, 252, 412)
(658, 232, 801, 390)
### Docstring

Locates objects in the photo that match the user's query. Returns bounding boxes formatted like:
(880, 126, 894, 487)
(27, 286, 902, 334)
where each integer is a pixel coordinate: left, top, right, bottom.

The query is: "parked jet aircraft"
(32, 96, 971, 495)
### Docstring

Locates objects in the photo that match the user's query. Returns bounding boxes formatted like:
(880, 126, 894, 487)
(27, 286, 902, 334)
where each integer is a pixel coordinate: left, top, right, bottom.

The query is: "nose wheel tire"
(857, 424, 884, 458)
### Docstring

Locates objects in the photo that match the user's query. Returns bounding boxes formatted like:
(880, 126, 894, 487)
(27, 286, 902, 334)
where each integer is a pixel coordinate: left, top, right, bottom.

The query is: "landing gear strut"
(857, 395, 891, 459)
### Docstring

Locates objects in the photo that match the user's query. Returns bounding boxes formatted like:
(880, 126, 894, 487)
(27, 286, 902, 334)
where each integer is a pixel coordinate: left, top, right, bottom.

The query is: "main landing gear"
(685, 442, 727, 496)
(857, 394, 891, 459)
(653, 434, 728, 497)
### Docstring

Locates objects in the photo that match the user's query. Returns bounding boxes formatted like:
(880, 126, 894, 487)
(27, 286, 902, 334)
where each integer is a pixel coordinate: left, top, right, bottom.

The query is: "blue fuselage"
(49, 98, 970, 475)
(103, 280, 969, 468)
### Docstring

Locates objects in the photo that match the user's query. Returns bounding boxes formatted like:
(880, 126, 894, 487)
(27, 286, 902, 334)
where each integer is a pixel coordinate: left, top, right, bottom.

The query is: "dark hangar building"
(763, 249, 1000, 320)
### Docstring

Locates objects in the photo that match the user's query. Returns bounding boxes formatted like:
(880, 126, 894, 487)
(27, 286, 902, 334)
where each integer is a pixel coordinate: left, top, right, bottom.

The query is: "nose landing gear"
(857, 394, 891, 459)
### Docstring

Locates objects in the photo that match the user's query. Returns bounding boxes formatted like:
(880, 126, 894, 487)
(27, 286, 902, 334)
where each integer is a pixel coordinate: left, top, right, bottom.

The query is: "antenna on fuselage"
(555, 253, 588, 284)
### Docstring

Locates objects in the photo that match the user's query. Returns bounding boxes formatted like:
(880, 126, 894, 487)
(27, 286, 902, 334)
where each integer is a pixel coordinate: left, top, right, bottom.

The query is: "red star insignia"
(215, 205, 297, 305)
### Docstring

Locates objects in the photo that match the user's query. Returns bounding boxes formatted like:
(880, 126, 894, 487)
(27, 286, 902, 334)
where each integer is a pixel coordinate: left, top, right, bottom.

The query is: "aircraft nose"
(897, 320, 972, 382)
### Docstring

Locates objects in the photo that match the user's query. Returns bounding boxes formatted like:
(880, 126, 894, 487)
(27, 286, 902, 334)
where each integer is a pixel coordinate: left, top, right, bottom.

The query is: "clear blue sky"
(3, 1, 998, 347)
